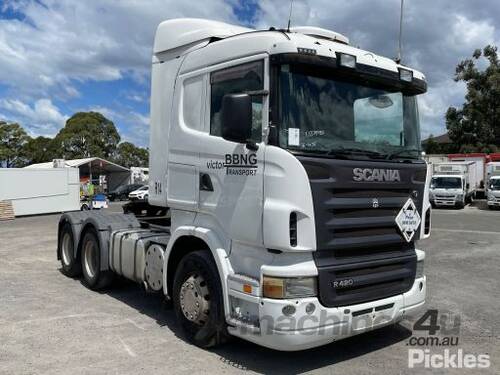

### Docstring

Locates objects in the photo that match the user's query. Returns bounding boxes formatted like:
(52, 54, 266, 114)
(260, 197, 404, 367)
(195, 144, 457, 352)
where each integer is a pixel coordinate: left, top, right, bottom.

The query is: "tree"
(114, 142, 149, 168)
(52, 112, 120, 159)
(446, 45, 500, 152)
(0, 121, 30, 167)
(21, 136, 55, 166)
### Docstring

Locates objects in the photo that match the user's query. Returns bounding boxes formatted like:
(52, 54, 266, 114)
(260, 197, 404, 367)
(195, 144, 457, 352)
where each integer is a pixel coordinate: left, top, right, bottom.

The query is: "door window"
(210, 60, 264, 142)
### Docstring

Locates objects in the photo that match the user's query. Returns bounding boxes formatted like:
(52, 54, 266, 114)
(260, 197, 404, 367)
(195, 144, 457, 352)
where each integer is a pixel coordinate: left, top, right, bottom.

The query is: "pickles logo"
(207, 154, 258, 176)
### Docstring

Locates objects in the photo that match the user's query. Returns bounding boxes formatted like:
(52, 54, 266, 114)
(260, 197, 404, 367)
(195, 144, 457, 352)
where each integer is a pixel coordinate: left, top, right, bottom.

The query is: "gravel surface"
(0, 202, 498, 374)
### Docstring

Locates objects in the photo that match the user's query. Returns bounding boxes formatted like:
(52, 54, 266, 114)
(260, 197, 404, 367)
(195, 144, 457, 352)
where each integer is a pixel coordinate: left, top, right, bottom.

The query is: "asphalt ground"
(0, 201, 499, 374)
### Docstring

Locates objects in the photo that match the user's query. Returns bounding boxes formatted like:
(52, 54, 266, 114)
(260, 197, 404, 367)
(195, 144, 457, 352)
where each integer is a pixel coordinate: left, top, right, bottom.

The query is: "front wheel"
(173, 251, 229, 348)
(80, 229, 113, 290)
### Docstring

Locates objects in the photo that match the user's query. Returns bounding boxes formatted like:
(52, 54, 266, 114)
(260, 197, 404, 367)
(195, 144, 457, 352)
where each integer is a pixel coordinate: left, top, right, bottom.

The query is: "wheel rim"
(61, 232, 72, 266)
(83, 239, 98, 278)
(179, 274, 210, 326)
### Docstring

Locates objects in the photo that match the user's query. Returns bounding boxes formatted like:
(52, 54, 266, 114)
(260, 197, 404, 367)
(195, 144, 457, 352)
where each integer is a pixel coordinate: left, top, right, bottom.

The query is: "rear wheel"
(59, 222, 81, 277)
(80, 229, 113, 290)
(173, 251, 229, 348)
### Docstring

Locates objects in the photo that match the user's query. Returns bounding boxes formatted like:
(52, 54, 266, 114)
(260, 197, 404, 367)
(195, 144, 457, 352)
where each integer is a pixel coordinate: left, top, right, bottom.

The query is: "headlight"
(456, 194, 463, 200)
(262, 276, 317, 299)
(416, 260, 424, 279)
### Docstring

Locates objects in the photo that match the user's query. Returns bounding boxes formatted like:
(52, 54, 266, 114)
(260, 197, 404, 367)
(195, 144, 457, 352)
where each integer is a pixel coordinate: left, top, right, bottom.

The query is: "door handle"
(200, 173, 214, 192)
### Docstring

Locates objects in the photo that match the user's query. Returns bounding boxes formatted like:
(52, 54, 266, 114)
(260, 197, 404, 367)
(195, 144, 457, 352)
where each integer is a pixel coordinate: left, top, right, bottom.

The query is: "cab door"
(197, 57, 268, 246)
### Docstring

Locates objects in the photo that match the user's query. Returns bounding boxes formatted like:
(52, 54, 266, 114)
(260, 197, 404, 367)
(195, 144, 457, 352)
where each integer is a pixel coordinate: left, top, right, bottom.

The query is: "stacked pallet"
(0, 200, 15, 221)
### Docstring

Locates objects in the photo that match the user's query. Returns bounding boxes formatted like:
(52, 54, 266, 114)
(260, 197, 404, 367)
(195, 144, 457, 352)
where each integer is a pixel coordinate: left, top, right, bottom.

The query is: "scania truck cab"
(57, 19, 430, 351)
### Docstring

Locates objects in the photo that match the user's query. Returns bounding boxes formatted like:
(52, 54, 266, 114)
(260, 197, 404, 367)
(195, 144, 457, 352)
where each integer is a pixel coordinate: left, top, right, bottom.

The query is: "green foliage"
(423, 134, 441, 154)
(446, 45, 500, 151)
(114, 142, 149, 168)
(22, 136, 55, 166)
(52, 112, 121, 159)
(0, 121, 30, 167)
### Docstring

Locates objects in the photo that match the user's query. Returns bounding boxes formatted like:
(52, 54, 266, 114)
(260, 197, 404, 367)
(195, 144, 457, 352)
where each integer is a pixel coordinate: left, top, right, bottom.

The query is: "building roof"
(422, 133, 451, 144)
(25, 157, 129, 173)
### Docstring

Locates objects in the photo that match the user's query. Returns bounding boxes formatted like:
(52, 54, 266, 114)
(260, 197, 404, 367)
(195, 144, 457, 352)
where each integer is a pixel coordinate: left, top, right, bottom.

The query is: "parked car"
(128, 185, 149, 201)
(107, 184, 143, 201)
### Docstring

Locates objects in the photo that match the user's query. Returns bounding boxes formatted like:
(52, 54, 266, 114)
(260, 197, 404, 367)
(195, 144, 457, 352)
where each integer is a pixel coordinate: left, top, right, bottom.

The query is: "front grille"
(314, 186, 418, 307)
(298, 157, 425, 308)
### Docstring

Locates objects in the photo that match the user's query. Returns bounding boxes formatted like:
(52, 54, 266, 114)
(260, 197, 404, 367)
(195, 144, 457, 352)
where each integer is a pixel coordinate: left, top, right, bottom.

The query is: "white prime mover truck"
(57, 18, 430, 351)
(429, 162, 480, 209)
(486, 162, 500, 209)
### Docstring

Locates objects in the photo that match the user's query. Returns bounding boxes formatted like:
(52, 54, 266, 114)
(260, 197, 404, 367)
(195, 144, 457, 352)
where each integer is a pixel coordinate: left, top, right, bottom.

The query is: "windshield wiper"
(328, 147, 385, 159)
(385, 148, 421, 160)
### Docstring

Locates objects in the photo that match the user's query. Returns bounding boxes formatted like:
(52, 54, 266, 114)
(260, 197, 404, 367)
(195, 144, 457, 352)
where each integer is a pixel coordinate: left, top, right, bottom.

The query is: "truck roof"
(153, 18, 425, 81)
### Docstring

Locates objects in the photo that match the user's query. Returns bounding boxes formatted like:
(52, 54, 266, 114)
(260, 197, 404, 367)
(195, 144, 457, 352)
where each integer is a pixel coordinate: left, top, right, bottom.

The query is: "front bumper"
(227, 276, 426, 351)
(432, 197, 457, 206)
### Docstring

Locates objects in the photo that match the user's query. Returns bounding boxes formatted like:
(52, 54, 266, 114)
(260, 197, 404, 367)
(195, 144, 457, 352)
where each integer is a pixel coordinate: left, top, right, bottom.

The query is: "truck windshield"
(490, 179, 500, 190)
(431, 177, 462, 189)
(277, 64, 421, 160)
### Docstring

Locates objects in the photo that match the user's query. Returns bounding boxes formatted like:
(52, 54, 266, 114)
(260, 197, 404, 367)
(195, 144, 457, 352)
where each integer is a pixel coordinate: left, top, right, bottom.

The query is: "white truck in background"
(429, 162, 480, 209)
(56, 18, 430, 351)
(486, 162, 500, 209)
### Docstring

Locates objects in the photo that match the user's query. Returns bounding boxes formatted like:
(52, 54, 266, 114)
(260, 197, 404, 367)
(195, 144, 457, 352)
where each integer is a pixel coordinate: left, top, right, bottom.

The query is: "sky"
(0, 0, 499, 146)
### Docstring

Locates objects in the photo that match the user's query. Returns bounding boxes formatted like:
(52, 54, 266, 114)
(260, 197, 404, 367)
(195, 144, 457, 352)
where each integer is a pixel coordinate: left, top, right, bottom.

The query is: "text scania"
(207, 154, 258, 176)
(353, 168, 401, 182)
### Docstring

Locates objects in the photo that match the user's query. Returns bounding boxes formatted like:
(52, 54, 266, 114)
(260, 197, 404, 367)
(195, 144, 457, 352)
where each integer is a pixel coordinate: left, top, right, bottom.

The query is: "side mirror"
(221, 93, 252, 144)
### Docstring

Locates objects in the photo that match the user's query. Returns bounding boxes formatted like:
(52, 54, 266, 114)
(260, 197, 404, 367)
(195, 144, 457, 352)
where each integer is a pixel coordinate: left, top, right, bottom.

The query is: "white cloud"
(0, 0, 237, 98)
(254, 0, 500, 138)
(1, 0, 499, 143)
(0, 98, 68, 136)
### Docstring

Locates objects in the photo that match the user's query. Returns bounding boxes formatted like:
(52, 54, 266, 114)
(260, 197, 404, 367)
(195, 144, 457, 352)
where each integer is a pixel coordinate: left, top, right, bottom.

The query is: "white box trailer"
(0, 168, 80, 216)
(448, 155, 487, 192)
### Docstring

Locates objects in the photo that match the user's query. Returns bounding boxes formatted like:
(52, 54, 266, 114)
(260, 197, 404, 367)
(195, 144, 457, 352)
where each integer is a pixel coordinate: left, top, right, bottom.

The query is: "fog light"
(305, 303, 316, 315)
(282, 305, 296, 316)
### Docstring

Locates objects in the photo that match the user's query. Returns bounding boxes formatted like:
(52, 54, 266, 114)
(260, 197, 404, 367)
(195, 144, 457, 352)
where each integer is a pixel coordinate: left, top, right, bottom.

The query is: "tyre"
(81, 204, 89, 211)
(80, 228, 113, 290)
(59, 222, 81, 277)
(173, 250, 229, 348)
(456, 200, 465, 209)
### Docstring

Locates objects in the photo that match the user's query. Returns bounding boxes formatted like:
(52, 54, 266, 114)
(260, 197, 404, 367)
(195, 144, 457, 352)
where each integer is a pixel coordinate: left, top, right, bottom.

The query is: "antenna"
(396, 0, 404, 63)
(287, 0, 294, 32)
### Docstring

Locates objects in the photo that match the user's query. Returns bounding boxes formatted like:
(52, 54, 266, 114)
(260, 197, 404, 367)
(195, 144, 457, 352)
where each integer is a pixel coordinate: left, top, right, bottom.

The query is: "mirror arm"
(245, 140, 259, 151)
